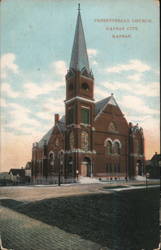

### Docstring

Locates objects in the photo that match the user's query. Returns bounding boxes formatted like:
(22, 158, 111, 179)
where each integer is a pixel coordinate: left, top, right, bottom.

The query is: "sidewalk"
(0, 206, 101, 250)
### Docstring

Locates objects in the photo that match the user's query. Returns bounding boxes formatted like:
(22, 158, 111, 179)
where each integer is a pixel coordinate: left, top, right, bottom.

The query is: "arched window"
(81, 82, 89, 91)
(81, 131, 89, 151)
(107, 141, 112, 154)
(68, 83, 73, 91)
(106, 164, 108, 173)
(48, 151, 54, 160)
(135, 139, 142, 154)
(109, 164, 112, 173)
(81, 108, 90, 124)
(67, 106, 74, 124)
(67, 157, 73, 175)
(113, 141, 121, 154)
(69, 131, 74, 150)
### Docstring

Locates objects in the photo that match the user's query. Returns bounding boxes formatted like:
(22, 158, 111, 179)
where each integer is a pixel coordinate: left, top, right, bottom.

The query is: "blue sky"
(0, 0, 160, 171)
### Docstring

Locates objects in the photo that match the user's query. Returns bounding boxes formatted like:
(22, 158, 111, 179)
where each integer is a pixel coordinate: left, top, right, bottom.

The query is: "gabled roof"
(95, 96, 111, 116)
(9, 168, 25, 176)
(56, 116, 66, 132)
(151, 153, 161, 162)
(37, 116, 65, 148)
(38, 126, 54, 148)
(69, 7, 90, 73)
(95, 94, 119, 119)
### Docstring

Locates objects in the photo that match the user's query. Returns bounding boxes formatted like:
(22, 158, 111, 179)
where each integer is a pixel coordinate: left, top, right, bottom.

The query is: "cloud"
(4, 103, 42, 134)
(95, 87, 110, 100)
(87, 49, 98, 66)
(87, 49, 98, 57)
(1, 53, 19, 78)
(119, 95, 159, 115)
(36, 112, 52, 121)
(42, 98, 64, 114)
(51, 60, 67, 77)
(0, 98, 7, 107)
(101, 81, 159, 97)
(23, 81, 64, 99)
(106, 59, 151, 73)
(1, 83, 20, 98)
(127, 73, 142, 81)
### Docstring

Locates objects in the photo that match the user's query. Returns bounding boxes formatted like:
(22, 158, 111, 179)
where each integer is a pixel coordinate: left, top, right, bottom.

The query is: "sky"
(0, 0, 160, 172)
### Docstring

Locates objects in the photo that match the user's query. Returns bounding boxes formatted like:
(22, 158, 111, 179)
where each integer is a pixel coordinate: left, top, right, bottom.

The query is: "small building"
(145, 153, 161, 179)
(0, 172, 11, 186)
(9, 168, 25, 184)
(25, 162, 32, 183)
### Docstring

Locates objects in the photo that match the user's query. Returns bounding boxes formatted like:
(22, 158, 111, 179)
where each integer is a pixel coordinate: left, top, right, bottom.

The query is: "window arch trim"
(113, 139, 122, 148)
(104, 138, 113, 147)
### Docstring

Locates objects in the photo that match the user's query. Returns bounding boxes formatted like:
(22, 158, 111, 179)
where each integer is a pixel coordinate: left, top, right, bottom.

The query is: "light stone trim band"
(65, 96, 95, 104)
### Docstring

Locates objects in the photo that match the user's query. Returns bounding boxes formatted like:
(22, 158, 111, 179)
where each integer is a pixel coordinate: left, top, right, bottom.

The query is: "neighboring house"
(145, 153, 161, 179)
(31, 7, 144, 184)
(0, 172, 11, 186)
(25, 162, 32, 183)
(9, 168, 25, 184)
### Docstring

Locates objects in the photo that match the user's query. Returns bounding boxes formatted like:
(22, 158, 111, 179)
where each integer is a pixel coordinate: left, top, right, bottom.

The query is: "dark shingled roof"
(9, 168, 25, 176)
(37, 115, 65, 148)
(38, 126, 54, 148)
(95, 96, 111, 116)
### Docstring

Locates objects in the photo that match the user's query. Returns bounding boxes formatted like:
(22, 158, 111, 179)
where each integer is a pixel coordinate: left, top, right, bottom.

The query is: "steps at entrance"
(78, 176, 100, 184)
(135, 175, 146, 181)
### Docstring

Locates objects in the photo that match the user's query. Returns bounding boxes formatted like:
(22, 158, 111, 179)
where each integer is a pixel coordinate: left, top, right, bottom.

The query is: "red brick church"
(31, 6, 144, 184)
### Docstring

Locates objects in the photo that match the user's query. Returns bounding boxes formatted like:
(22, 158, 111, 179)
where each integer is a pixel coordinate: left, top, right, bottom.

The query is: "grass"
(0, 187, 160, 250)
(131, 183, 159, 186)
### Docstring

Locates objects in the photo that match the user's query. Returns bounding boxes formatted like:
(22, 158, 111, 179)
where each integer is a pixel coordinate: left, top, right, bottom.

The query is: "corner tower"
(65, 4, 95, 178)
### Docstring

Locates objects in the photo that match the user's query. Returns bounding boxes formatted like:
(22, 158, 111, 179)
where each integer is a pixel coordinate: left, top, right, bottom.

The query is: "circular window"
(82, 82, 89, 91)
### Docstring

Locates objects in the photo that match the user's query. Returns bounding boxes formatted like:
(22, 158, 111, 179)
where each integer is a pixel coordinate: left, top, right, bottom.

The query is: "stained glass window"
(107, 141, 112, 154)
(69, 131, 74, 150)
(81, 131, 89, 151)
(67, 107, 74, 124)
(114, 142, 120, 154)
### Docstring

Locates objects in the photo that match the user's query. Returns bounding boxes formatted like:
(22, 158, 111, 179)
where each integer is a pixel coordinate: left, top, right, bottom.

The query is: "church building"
(31, 6, 144, 184)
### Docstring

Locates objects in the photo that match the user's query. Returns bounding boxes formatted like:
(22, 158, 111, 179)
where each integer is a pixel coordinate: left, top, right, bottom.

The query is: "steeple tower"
(66, 4, 94, 102)
(69, 4, 90, 73)
(65, 5, 95, 179)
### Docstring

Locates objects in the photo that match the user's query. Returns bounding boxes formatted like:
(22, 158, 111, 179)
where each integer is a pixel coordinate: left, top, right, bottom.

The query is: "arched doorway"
(81, 157, 91, 177)
(136, 160, 143, 176)
(67, 157, 73, 176)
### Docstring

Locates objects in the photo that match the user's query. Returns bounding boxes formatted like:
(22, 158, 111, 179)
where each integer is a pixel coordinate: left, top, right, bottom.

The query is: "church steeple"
(69, 4, 90, 73)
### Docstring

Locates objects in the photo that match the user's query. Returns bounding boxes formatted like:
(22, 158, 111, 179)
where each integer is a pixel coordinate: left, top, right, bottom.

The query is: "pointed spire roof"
(69, 4, 90, 72)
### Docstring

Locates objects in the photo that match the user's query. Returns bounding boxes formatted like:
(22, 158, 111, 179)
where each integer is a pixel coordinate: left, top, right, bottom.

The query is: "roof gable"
(95, 95, 120, 120)
(37, 115, 65, 148)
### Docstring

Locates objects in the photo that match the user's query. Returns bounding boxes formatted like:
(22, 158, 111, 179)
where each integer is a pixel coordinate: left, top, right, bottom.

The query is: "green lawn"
(0, 187, 160, 250)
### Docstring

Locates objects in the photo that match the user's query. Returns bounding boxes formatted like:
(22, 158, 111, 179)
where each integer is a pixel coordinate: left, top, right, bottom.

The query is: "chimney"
(55, 113, 59, 124)
(129, 122, 133, 128)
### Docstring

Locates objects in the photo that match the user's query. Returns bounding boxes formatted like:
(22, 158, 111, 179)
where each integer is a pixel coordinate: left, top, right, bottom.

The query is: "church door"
(82, 157, 91, 177)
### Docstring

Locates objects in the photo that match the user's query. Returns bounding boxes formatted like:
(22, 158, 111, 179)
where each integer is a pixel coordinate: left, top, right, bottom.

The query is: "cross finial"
(78, 3, 80, 12)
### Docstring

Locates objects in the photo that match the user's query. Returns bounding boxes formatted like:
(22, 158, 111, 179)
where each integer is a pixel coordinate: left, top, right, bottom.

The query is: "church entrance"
(67, 157, 73, 176)
(81, 157, 91, 177)
(136, 160, 144, 176)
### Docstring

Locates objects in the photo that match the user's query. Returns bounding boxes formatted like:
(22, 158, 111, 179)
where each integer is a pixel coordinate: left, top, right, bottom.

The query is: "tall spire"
(69, 4, 90, 73)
